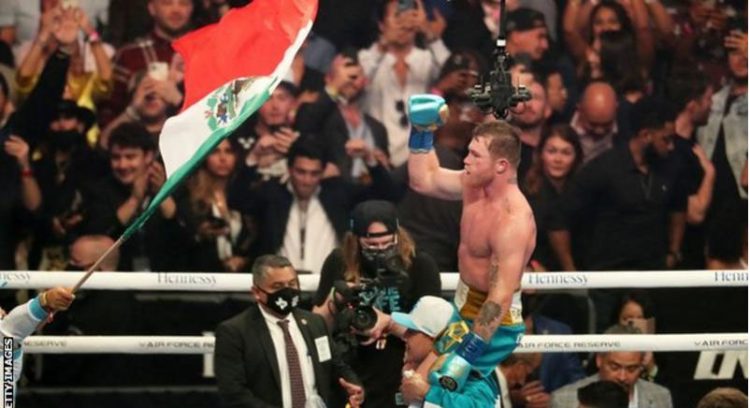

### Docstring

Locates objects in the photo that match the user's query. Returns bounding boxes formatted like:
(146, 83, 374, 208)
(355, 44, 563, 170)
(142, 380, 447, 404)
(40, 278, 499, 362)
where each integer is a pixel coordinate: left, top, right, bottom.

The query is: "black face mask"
(361, 245, 399, 276)
(259, 287, 300, 316)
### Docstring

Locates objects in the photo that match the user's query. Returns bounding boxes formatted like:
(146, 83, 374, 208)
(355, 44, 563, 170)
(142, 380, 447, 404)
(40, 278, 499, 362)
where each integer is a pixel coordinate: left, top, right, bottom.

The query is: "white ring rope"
(5, 271, 744, 357)
(21, 334, 748, 354)
(0, 270, 746, 292)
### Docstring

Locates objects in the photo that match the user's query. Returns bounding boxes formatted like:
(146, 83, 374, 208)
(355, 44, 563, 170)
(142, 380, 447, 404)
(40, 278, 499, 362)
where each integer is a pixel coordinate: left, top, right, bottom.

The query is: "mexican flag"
(122, 0, 317, 239)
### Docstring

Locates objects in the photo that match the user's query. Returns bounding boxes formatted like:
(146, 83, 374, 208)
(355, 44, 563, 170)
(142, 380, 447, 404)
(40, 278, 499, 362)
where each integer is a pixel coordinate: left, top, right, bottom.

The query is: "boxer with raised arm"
(374, 95, 536, 393)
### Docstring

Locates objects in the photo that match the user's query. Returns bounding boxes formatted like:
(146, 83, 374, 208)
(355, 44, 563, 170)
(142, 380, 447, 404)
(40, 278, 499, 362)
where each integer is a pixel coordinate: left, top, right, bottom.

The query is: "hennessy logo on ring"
(156, 274, 218, 287)
(0, 272, 31, 283)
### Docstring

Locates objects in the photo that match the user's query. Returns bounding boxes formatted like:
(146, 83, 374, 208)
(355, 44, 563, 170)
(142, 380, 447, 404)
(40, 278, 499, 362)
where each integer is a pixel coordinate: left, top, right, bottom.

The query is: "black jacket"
(313, 248, 441, 408)
(231, 164, 396, 258)
(214, 304, 360, 408)
(296, 92, 389, 183)
(82, 176, 188, 271)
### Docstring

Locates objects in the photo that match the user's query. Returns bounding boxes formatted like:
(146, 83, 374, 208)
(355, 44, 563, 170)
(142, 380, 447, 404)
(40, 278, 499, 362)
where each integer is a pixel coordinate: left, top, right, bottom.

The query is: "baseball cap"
(438, 52, 478, 80)
(350, 200, 399, 238)
(391, 296, 457, 338)
(506, 8, 547, 33)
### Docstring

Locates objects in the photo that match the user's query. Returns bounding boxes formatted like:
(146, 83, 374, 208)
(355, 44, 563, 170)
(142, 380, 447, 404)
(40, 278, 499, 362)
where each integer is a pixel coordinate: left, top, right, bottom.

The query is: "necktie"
(393, 57, 409, 88)
(341, 104, 362, 128)
(278, 320, 306, 408)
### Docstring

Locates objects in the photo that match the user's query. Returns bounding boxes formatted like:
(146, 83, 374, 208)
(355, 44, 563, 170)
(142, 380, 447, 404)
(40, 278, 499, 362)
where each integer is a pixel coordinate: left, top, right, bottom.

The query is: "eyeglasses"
(395, 100, 409, 128)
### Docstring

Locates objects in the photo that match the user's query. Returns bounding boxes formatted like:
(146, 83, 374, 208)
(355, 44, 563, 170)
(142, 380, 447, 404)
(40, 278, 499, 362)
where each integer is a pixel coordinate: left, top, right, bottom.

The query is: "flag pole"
(71, 235, 125, 293)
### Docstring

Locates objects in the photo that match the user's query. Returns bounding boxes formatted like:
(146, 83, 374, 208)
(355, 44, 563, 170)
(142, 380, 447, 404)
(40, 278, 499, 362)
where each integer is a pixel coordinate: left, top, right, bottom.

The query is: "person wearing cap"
(233, 137, 396, 275)
(430, 52, 482, 98)
(506, 8, 550, 62)
(312, 200, 441, 408)
(393, 95, 534, 394)
(393, 296, 503, 408)
(506, 7, 578, 114)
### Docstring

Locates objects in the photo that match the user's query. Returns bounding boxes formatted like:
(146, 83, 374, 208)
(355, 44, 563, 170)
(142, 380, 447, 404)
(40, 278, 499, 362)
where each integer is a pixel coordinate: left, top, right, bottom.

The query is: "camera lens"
(351, 307, 377, 331)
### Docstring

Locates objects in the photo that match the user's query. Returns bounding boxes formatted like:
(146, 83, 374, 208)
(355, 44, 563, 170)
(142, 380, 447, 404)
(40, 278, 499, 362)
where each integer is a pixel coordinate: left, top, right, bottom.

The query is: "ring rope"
(0, 270, 746, 292)
(21, 334, 748, 354)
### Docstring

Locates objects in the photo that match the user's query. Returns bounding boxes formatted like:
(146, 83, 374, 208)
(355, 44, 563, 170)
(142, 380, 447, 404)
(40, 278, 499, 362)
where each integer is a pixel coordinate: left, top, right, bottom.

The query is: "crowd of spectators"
(0, 0, 746, 406)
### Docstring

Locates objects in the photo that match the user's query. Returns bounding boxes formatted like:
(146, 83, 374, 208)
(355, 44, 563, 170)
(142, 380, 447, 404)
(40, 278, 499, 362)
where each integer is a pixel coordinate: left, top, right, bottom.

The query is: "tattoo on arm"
(475, 301, 503, 340)
(488, 262, 499, 291)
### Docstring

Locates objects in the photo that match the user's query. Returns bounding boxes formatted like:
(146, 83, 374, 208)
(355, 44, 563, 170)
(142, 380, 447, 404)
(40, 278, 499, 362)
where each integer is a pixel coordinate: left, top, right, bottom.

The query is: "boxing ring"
(1, 270, 746, 354)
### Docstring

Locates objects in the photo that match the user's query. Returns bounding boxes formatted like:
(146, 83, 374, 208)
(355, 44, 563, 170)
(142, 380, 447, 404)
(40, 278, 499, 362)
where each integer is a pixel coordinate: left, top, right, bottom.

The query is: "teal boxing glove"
(429, 332, 487, 392)
(407, 94, 448, 153)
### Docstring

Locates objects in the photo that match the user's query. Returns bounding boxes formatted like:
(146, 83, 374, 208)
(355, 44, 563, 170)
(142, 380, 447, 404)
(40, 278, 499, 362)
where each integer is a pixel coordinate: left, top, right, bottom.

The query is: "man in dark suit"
(214, 255, 364, 408)
(231, 138, 395, 274)
(295, 50, 390, 184)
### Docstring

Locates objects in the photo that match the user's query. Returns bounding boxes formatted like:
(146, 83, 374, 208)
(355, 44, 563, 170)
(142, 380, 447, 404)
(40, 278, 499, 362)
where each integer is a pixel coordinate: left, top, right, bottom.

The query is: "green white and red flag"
(123, 0, 317, 239)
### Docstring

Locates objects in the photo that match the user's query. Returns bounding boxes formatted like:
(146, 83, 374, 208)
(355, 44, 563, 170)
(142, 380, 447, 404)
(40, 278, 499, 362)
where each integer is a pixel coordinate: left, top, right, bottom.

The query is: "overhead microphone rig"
(468, 0, 531, 118)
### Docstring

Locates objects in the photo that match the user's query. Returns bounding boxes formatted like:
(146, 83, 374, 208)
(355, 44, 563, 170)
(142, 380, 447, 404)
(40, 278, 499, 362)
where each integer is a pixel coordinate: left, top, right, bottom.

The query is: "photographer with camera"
(313, 200, 441, 408)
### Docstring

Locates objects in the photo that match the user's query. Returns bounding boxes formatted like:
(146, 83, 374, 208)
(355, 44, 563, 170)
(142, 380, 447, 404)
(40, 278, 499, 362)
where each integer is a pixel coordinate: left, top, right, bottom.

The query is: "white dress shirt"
(280, 188, 338, 274)
(629, 384, 639, 408)
(495, 367, 511, 408)
(359, 40, 450, 166)
(258, 306, 318, 408)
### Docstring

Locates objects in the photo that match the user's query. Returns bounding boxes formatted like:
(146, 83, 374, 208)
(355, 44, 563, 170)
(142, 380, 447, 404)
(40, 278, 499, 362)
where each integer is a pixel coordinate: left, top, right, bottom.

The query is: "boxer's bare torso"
(458, 186, 535, 293)
(408, 128, 536, 339)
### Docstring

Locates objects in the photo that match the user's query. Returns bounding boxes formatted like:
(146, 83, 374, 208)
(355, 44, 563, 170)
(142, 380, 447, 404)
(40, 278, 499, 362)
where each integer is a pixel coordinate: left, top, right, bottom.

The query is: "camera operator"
(313, 200, 441, 408)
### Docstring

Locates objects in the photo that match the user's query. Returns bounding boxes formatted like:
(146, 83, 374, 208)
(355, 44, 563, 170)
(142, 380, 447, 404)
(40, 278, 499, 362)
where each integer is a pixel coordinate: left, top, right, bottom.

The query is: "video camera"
(334, 255, 408, 331)
(333, 278, 382, 332)
(331, 255, 408, 359)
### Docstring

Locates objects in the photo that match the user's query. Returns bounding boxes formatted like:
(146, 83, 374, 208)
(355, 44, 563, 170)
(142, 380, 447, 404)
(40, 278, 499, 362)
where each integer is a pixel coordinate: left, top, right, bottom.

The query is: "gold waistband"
(454, 279, 523, 326)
